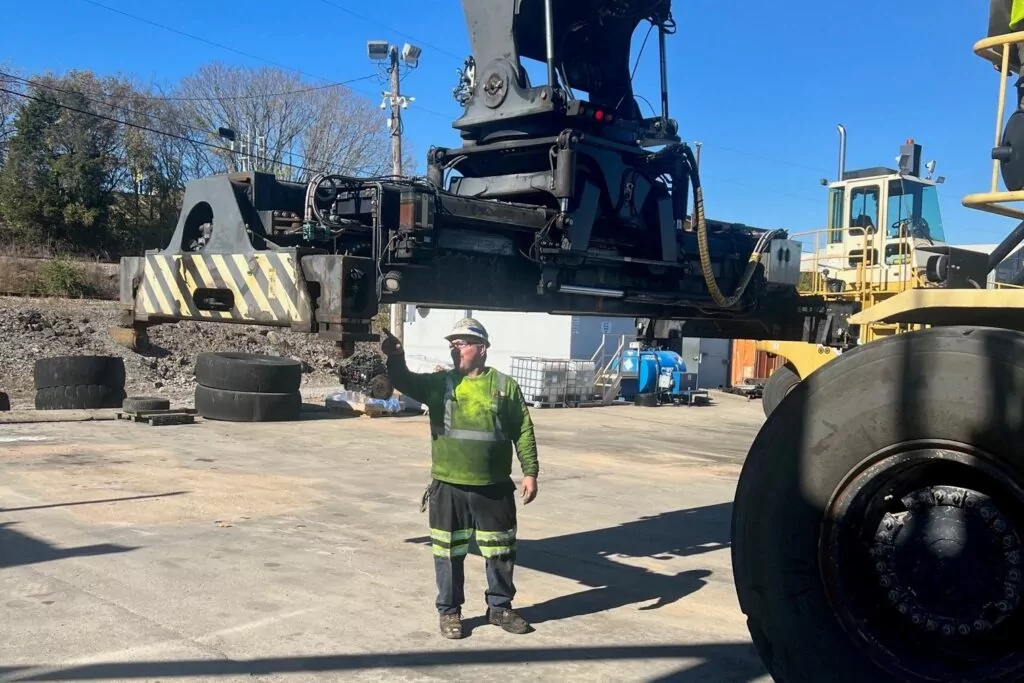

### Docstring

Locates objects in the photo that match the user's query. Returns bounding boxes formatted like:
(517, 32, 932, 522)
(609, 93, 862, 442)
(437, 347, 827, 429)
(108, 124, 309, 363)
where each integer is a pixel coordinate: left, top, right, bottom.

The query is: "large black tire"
(761, 362, 799, 418)
(732, 327, 1024, 683)
(194, 352, 301, 393)
(0, 391, 9, 412)
(33, 355, 126, 390)
(35, 384, 127, 410)
(194, 384, 302, 422)
(122, 396, 171, 412)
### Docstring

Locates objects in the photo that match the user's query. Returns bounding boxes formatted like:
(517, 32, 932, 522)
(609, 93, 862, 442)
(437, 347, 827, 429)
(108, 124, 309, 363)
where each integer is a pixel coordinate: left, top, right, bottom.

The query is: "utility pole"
(389, 47, 403, 180)
(368, 39, 421, 346)
(388, 46, 405, 343)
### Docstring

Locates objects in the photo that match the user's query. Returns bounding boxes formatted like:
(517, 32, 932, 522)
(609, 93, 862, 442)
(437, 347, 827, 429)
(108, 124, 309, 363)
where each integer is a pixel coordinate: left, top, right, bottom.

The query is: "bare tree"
(174, 63, 392, 182)
(0, 64, 26, 168)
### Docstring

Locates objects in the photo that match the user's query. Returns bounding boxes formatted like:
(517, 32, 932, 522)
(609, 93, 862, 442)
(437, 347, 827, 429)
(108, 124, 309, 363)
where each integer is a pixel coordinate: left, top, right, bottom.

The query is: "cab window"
(849, 186, 879, 235)
(827, 187, 844, 244)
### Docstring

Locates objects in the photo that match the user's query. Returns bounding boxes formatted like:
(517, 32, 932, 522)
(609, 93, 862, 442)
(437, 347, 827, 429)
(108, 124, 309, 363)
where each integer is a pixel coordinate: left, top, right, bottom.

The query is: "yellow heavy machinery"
(757, 130, 950, 416)
(731, 13, 1024, 682)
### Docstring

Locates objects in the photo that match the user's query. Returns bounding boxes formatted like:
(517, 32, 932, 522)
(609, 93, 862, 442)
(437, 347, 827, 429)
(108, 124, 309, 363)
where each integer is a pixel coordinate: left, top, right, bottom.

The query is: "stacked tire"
(33, 356, 127, 410)
(193, 352, 303, 422)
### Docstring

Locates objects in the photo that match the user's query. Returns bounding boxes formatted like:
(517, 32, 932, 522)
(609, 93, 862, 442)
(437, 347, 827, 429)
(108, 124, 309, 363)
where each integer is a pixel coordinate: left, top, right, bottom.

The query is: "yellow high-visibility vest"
(1013, 0, 1024, 29)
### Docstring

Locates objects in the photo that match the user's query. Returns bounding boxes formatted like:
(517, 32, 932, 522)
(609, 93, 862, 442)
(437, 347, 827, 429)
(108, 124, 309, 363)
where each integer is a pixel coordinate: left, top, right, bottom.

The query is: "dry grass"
(0, 255, 119, 299)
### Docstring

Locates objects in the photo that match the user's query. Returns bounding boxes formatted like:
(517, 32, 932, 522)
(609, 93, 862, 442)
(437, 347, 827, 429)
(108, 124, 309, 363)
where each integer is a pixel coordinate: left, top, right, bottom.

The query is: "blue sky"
(3, 0, 1015, 245)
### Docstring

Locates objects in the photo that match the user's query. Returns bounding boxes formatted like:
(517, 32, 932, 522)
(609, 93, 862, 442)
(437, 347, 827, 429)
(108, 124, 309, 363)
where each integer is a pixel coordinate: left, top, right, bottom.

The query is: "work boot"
(487, 607, 533, 634)
(439, 611, 464, 640)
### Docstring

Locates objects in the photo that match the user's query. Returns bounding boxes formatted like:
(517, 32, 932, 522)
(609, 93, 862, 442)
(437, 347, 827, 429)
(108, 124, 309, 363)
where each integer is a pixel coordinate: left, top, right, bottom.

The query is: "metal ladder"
(589, 334, 627, 405)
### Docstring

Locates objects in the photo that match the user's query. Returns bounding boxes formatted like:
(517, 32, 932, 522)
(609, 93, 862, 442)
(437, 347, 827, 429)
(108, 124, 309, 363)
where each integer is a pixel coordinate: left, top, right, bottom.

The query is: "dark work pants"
(427, 478, 518, 615)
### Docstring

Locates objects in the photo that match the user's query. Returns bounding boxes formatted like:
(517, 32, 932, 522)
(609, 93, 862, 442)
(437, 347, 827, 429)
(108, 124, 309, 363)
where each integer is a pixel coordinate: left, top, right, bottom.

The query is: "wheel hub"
(821, 443, 1024, 682)
(871, 485, 1022, 637)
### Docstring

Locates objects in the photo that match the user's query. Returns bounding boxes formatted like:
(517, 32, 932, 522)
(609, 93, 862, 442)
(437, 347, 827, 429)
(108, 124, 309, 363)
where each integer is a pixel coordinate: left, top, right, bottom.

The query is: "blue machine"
(613, 345, 688, 402)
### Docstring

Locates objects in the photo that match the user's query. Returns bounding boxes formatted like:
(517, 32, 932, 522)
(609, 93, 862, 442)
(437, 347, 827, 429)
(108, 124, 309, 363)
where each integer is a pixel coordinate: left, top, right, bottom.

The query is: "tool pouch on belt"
(420, 479, 439, 513)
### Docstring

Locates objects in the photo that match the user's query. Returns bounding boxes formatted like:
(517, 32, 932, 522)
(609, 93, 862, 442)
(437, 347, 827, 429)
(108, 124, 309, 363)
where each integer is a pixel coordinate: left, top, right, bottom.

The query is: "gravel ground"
(0, 295, 386, 407)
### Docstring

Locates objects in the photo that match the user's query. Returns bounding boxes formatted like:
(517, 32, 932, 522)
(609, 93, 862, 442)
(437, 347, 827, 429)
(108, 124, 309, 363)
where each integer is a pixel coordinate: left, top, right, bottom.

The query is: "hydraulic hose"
(683, 144, 767, 309)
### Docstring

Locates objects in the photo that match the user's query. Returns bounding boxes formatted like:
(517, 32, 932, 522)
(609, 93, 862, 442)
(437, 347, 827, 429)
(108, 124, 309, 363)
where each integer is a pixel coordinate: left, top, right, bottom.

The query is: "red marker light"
(594, 109, 605, 121)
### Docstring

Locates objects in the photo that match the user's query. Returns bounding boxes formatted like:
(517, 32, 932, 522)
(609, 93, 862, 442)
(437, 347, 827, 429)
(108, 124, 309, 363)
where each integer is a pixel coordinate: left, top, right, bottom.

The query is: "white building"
(400, 307, 636, 373)
(400, 306, 732, 389)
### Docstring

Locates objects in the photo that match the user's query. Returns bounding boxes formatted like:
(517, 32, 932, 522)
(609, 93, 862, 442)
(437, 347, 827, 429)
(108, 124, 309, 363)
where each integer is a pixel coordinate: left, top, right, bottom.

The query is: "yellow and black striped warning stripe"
(137, 252, 310, 325)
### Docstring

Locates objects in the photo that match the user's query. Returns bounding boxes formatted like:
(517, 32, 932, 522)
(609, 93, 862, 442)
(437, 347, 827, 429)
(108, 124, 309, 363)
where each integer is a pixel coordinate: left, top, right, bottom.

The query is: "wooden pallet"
(117, 408, 198, 426)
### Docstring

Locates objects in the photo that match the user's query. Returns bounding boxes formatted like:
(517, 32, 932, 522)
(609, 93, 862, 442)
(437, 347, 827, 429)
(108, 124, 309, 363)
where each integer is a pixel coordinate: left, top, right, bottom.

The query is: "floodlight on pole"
(401, 42, 421, 68)
(367, 40, 390, 61)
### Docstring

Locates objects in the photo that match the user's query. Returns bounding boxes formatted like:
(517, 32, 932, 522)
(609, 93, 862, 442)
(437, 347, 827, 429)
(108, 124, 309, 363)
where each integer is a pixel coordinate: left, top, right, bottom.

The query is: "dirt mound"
(0, 296, 382, 406)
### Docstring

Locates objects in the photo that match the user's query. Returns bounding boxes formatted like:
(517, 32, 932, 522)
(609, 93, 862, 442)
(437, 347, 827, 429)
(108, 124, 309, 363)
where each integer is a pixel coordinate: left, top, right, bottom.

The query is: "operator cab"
(810, 139, 947, 292)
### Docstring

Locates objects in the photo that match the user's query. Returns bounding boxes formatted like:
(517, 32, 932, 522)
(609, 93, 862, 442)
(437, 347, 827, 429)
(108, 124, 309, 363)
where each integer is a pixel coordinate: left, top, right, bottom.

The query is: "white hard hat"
(444, 317, 490, 347)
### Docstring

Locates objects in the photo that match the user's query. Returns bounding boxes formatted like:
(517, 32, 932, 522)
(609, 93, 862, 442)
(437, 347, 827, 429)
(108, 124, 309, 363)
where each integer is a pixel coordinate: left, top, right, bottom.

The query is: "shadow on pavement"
(1, 491, 187, 513)
(0, 642, 768, 682)
(407, 502, 731, 624)
(0, 522, 138, 569)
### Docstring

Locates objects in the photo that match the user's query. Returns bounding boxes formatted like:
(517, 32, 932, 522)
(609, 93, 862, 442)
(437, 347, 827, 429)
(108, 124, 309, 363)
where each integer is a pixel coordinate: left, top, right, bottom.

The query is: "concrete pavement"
(0, 392, 771, 682)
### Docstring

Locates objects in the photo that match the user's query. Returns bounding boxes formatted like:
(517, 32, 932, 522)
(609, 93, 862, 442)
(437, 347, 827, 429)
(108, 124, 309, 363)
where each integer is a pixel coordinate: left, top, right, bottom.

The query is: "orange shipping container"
(730, 339, 786, 387)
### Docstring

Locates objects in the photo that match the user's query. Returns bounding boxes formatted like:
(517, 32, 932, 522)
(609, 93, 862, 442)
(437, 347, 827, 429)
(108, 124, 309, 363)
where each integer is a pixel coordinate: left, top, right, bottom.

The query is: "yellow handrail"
(963, 31, 1024, 218)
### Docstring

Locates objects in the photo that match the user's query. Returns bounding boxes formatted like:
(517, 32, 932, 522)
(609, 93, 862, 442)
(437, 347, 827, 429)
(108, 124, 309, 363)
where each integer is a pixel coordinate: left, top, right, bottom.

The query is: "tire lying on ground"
(35, 384, 127, 410)
(761, 362, 800, 418)
(732, 326, 1024, 683)
(33, 355, 127, 410)
(194, 352, 302, 393)
(122, 396, 171, 412)
(194, 384, 302, 422)
(193, 352, 303, 422)
(34, 355, 126, 390)
(0, 391, 9, 412)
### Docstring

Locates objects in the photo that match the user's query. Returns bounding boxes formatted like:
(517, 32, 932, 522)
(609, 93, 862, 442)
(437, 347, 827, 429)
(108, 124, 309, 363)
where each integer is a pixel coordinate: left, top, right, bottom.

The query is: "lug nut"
(875, 562, 887, 573)
(995, 519, 1007, 533)
(880, 576, 891, 587)
(1009, 570, 1020, 582)
(1006, 586, 1017, 599)
(1005, 536, 1016, 549)
(1008, 551, 1021, 565)
(943, 624, 955, 635)
(926, 619, 937, 631)
(898, 604, 909, 615)
(982, 506, 995, 519)
(889, 590, 900, 602)
(999, 601, 1011, 612)
(911, 613, 922, 625)
(975, 620, 988, 631)
(959, 624, 971, 635)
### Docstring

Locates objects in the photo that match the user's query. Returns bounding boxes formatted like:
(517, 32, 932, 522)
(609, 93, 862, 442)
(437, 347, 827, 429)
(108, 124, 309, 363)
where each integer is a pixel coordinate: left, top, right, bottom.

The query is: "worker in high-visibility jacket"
(991, 0, 1024, 70)
(382, 317, 539, 640)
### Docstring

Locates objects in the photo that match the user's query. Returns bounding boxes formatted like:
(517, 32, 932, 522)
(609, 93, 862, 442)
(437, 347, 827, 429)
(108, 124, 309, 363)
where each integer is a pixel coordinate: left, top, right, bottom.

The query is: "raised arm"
(381, 329, 445, 408)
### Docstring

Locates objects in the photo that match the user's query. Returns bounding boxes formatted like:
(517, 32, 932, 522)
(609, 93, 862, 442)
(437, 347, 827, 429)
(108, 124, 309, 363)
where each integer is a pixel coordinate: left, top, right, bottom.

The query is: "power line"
(122, 75, 379, 102)
(1, 86, 329, 176)
(316, 0, 465, 61)
(81, 0, 338, 85)
(0, 72, 377, 175)
(80, 0, 455, 121)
